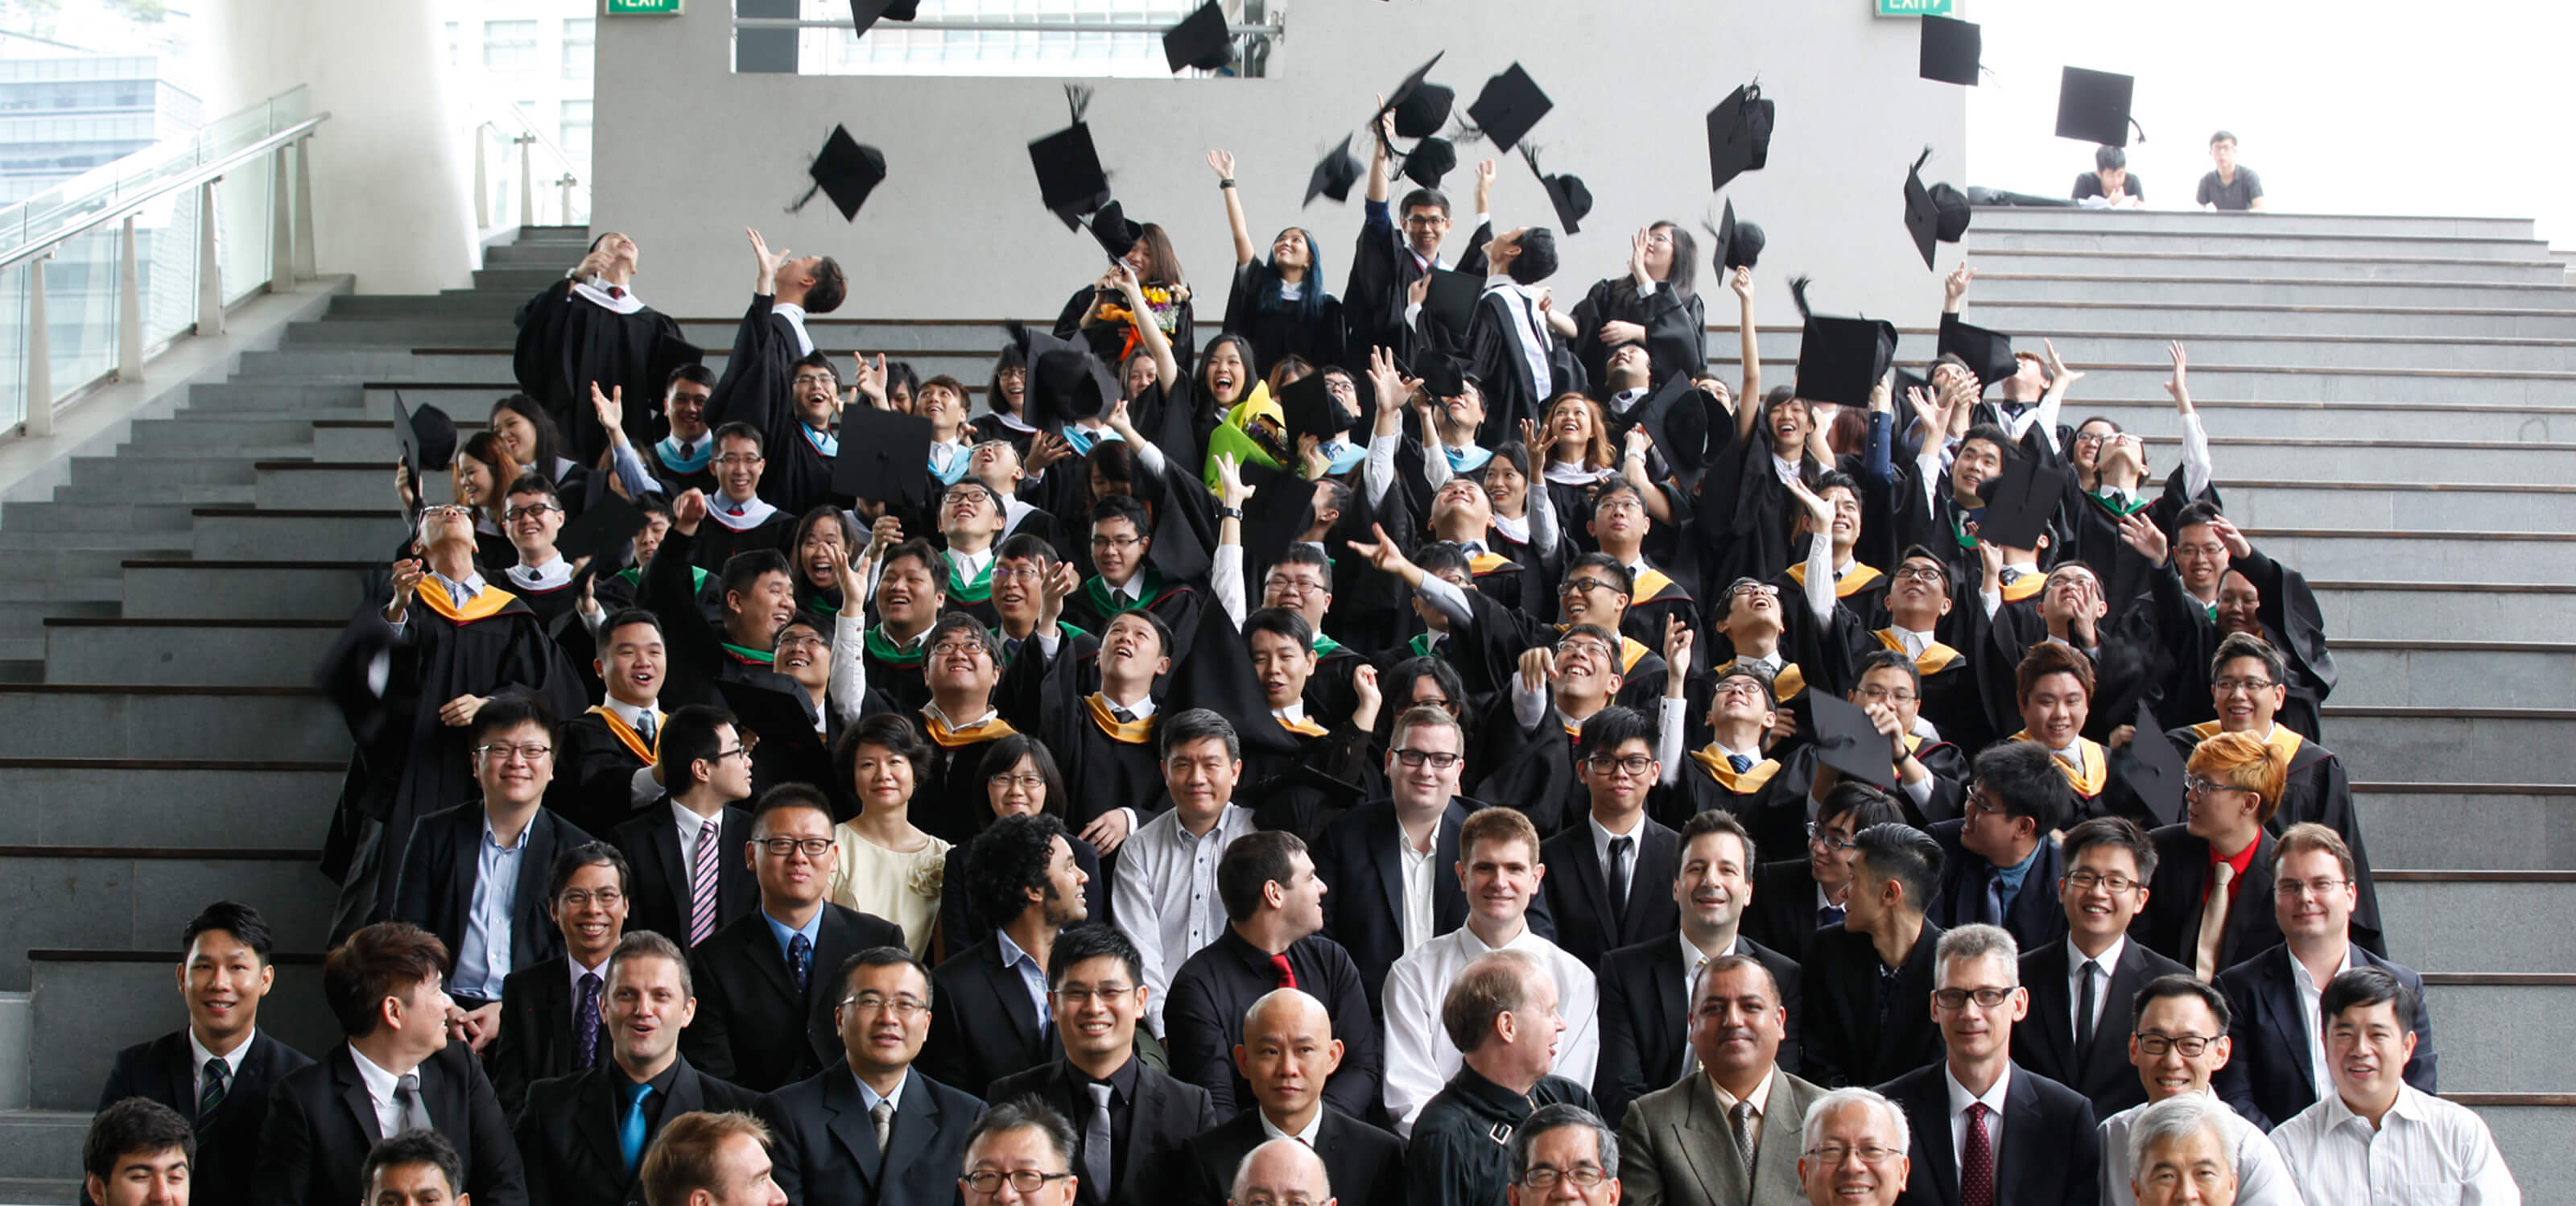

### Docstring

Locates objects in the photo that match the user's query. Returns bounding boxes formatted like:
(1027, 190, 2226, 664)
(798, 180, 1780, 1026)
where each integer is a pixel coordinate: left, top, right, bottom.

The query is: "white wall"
(593, 1, 1968, 328)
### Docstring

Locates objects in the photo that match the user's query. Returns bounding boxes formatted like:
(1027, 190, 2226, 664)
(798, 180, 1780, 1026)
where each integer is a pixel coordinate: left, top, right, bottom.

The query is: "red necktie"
(1960, 1102, 1994, 1206)
(1270, 953, 1297, 989)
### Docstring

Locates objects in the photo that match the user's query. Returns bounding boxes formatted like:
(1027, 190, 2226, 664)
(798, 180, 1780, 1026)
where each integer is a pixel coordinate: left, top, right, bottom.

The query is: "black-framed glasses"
(1559, 577, 1618, 596)
(504, 502, 561, 521)
(474, 742, 553, 764)
(1051, 985, 1136, 1007)
(2134, 1032, 2219, 1057)
(1854, 685, 1919, 705)
(1933, 986, 2016, 1010)
(1584, 754, 1655, 776)
(556, 888, 623, 909)
(1090, 535, 1144, 549)
(2211, 677, 2277, 695)
(989, 772, 1046, 789)
(1517, 1165, 1608, 1189)
(961, 1171, 1075, 1194)
(1806, 824, 1858, 852)
(1392, 749, 1463, 770)
(756, 836, 834, 857)
(2063, 869, 2140, 894)
(839, 993, 928, 1018)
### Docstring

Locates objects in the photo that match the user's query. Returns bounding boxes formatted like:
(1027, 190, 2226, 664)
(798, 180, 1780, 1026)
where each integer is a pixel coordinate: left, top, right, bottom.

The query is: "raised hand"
(2040, 338, 2083, 391)
(1517, 645, 1557, 696)
(1730, 265, 1755, 302)
(747, 227, 790, 291)
(1297, 433, 1329, 481)
(1214, 452, 1255, 510)
(1368, 346, 1410, 415)
(2163, 340, 2194, 414)
(1025, 432, 1072, 476)
(392, 460, 419, 510)
(854, 353, 890, 409)
(1943, 262, 1975, 309)
(2207, 513, 2252, 560)
(672, 488, 708, 536)
(865, 512, 904, 556)
(389, 558, 426, 614)
(1629, 227, 1654, 285)
(2118, 512, 2169, 567)
(590, 381, 625, 435)
(1598, 320, 1646, 346)
(1785, 473, 1835, 530)
(1206, 149, 1236, 179)
(1662, 613, 1695, 670)
(1345, 522, 1419, 579)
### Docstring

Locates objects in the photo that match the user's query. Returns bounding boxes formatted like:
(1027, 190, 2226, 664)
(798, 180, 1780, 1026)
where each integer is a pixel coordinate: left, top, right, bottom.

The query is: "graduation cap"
(391, 394, 458, 480)
(555, 490, 648, 567)
(1162, 1, 1233, 73)
(1088, 200, 1143, 262)
(1793, 300, 1899, 408)
(1900, 148, 1971, 271)
(1637, 371, 1713, 489)
(1421, 268, 1480, 335)
(1974, 456, 2070, 551)
(1414, 349, 1468, 401)
(1401, 136, 1457, 189)
(1239, 458, 1318, 577)
(1008, 321, 1122, 430)
(1382, 52, 1452, 140)
(1277, 370, 1356, 448)
(1524, 147, 1591, 235)
(790, 125, 886, 222)
(848, 0, 919, 39)
(715, 678, 833, 792)
(831, 404, 936, 512)
(1939, 316, 2017, 388)
(1918, 14, 1983, 87)
(2056, 66, 2141, 147)
(1710, 199, 1765, 272)
(2126, 700, 2188, 826)
(1705, 81, 1774, 192)
(1305, 134, 1362, 207)
(1809, 690, 1897, 787)
(1030, 85, 1110, 229)
(1465, 63, 1551, 152)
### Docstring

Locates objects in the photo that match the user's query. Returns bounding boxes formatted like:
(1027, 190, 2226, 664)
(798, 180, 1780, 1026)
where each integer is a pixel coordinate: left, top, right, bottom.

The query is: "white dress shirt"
(1111, 803, 1257, 1038)
(2272, 1085, 2520, 1206)
(2097, 1092, 2301, 1206)
(1379, 923, 1601, 1138)
(1589, 812, 1645, 902)
(188, 1029, 255, 1107)
(773, 300, 815, 357)
(672, 798, 723, 874)
(1258, 1107, 1326, 1146)
(1674, 932, 1740, 1076)
(2069, 935, 2126, 1040)
(1397, 821, 1439, 955)
(2289, 945, 2355, 1103)
(347, 1044, 420, 1140)
(1945, 1066, 2012, 1187)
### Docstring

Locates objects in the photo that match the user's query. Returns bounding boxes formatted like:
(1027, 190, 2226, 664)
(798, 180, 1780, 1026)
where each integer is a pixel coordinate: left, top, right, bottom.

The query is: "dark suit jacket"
(1744, 857, 1831, 963)
(1180, 1107, 1406, 1206)
(392, 803, 596, 994)
(1311, 799, 1469, 1012)
(922, 935, 1063, 1097)
(1538, 816, 1682, 968)
(100, 1029, 313, 1206)
(2214, 941, 2439, 1131)
(1801, 920, 1946, 1090)
(1880, 1062, 2101, 1206)
(487, 956, 592, 1117)
(680, 905, 907, 1092)
(2015, 937, 2190, 1119)
(2135, 826, 2282, 976)
(514, 1055, 766, 1206)
(985, 1059, 1220, 1206)
(1924, 820, 2070, 956)
(1161, 929, 1383, 1119)
(254, 1043, 528, 1206)
(764, 1065, 983, 1206)
(613, 802, 760, 948)
(1593, 933, 1802, 1124)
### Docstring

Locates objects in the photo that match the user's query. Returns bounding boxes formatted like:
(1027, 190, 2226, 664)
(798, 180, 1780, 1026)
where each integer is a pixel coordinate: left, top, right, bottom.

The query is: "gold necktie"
(2194, 861, 2235, 981)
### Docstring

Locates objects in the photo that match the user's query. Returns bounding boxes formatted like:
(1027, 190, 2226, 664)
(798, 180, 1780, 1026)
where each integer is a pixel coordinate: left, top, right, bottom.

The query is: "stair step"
(2452, 1099, 2576, 1194)
(0, 760, 343, 846)
(0, 601, 114, 639)
(0, 501, 198, 535)
(39, 482, 257, 509)
(2355, 785, 2576, 871)
(2318, 583, 2576, 644)
(2329, 642, 2576, 708)
(186, 508, 408, 563)
(1957, 246, 2566, 284)
(2326, 708, 2576, 790)
(2201, 479, 2576, 531)
(121, 560, 375, 622)
(2376, 872, 2576, 974)
(41, 619, 343, 688)
(0, 849, 328, 993)
(255, 461, 419, 510)
(1971, 299, 2576, 341)
(0, 1110, 90, 1181)
(1969, 273, 2576, 311)
(328, 291, 526, 320)
(283, 318, 518, 346)
(29, 955, 334, 1113)
(2136, 434, 2576, 483)
(0, 685, 347, 760)
(1969, 229, 2547, 262)
(2240, 529, 2576, 586)
(1967, 209, 2537, 238)
(2421, 977, 2576, 1091)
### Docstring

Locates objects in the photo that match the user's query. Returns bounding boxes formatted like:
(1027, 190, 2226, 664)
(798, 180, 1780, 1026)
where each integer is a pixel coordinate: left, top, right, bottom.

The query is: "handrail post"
(270, 143, 293, 291)
(196, 179, 225, 337)
(474, 125, 490, 229)
(24, 250, 52, 437)
(292, 134, 316, 281)
(557, 174, 576, 227)
(114, 217, 141, 382)
(517, 134, 535, 230)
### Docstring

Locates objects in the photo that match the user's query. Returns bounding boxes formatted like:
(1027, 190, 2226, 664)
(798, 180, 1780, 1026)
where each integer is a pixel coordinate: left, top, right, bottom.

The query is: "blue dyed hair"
(1258, 227, 1331, 329)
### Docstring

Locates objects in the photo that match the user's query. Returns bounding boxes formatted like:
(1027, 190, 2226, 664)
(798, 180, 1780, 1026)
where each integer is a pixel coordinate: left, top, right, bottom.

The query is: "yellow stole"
(1278, 713, 1328, 737)
(1717, 658, 1805, 702)
(1469, 551, 1514, 576)
(1874, 629, 1963, 676)
(2013, 729, 2109, 797)
(923, 712, 1018, 749)
(2186, 721, 2306, 762)
(1084, 694, 1154, 745)
(411, 582, 517, 625)
(1790, 561, 1886, 599)
(1999, 574, 2046, 604)
(1690, 747, 1781, 793)
(1630, 568, 1679, 605)
(584, 706, 659, 765)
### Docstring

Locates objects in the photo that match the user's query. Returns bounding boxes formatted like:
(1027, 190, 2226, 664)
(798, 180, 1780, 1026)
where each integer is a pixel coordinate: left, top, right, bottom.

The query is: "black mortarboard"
(1794, 312, 1899, 408)
(392, 394, 457, 479)
(1384, 53, 1452, 140)
(1712, 199, 1765, 272)
(1422, 268, 1480, 335)
(1030, 85, 1109, 229)
(792, 125, 886, 222)
(1903, 154, 1941, 271)
(1466, 63, 1551, 152)
(1975, 456, 2069, 551)
(848, 0, 919, 40)
(1414, 349, 1468, 400)
(1009, 322, 1121, 430)
(1305, 134, 1361, 207)
(1637, 371, 1713, 489)
(716, 678, 832, 795)
(555, 490, 647, 567)
(1919, 14, 1982, 87)
(1238, 458, 1316, 576)
(1706, 81, 1774, 192)
(831, 404, 935, 512)
(2056, 66, 2139, 147)
(1525, 147, 1590, 234)
(1809, 690, 1897, 787)
(1277, 371, 1355, 447)
(1087, 199, 1141, 262)
(1162, 1, 1233, 73)
(1401, 136, 1457, 189)
(1940, 316, 2017, 387)
(1931, 182, 1971, 242)
(2127, 700, 2189, 826)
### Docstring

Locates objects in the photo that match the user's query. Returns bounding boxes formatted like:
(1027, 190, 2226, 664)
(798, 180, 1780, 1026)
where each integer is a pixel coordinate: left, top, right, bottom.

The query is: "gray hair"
(2127, 1094, 2233, 1185)
(1228, 1137, 1329, 1206)
(1508, 1102, 1620, 1184)
(1800, 1088, 1912, 1161)
(1934, 923, 2021, 986)
(961, 1097, 1076, 1175)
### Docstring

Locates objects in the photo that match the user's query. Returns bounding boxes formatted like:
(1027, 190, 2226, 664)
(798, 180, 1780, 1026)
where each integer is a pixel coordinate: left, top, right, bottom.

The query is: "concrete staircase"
(0, 211, 2566, 1196)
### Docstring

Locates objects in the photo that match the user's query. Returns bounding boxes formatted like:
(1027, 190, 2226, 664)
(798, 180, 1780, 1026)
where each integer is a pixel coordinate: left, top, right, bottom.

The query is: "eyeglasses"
(792, 374, 839, 387)
(840, 993, 929, 1018)
(1806, 1145, 1901, 1166)
(2211, 677, 2277, 695)
(1265, 576, 1326, 597)
(993, 564, 1047, 582)
(1559, 577, 1619, 596)
(1090, 535, 1144, 549)
(1558, 641, 1617, 663)
(2276, 877, 2350, 900)
(1393, 748, 1464, 770)
(474, 742, 553, 764)
(1806, 824, 1858, 853)
(775, 633, 828, 652)
(756, 836, 835, 857)
(1933, 986, 2017, 1010)
(557, 888, 623, 909)
(712, 454, 763, 467)
(990, 772, 1047, 789)
(2073, 432, 2112, 448)
(1401, 214, 1450, 228)
(2183, 776, 2250, 799)
(931, 639, 991, 659)
(1854, 685, 1919, 705)
(1051, 985, 1136, 1007)
(1584, 754, 1656, 777)
(2134, 1032, 2219, 1057)
(1715, 679, 1769, 704)
(419, 504, 474, 520)
(712, 745, 753, 763)
(1892, 564, 1946, 584)
(961, 1171, 1075, 1195)
(2063, 869, 2140, 894)
(1517, 1166, 1609, 1189)
(504, 502, 560, 521)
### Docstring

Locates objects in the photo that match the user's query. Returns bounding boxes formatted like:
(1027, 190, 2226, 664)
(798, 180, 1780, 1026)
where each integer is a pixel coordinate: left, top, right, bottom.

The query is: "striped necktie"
(689, 819, 722, 946)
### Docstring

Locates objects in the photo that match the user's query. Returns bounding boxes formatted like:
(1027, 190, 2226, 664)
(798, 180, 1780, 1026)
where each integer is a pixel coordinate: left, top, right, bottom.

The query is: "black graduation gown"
(1222, 263, 1348, 374)
(1570, 277, 1707, 390)
(993, 633, 1170, 836)
(513, 278, 701, 465)
(702, 294, 839, 515)
(1055, 282, 1195, 381)
(642, 440, 719, 499)
(913, 710, 1020, 847)
(2144, 721, 2384, 953)
(1463, 692, 1583, 837)
(1060, 569, 1206, 664)
(1465, 287, 1583, 448)
(1343, 209, 1491, 375)
(2233, 543, 2335, 741)
(1653, 746, 1795, 844)
(1697, 437, 1837, 601)
(857, 629, 933, 715)
(546, 708, 658, 839)
(1841, 624, 1992, 757)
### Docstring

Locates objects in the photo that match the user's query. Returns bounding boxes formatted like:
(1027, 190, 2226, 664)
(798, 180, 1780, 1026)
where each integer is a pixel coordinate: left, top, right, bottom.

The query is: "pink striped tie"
(689, 819, 722, 945)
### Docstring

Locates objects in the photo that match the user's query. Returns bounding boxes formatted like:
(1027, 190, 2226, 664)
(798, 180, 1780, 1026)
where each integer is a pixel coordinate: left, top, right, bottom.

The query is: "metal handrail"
(0, 110, 328, 275)
(733, 16, 1283, 31)
(481, 97, 586, 184)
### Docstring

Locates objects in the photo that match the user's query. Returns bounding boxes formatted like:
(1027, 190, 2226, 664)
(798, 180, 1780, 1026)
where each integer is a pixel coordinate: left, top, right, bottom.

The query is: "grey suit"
(1618, 1066, 1827, 1206)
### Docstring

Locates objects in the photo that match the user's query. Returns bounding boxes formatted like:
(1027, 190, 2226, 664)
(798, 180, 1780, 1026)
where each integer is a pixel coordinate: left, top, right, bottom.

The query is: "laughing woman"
(827, 712, 953, 961)
(1571, 221, 1706, 389)
(1057, 221, 1195, 382)
(788, 504, 863, 622)
(1210, 149, 1348, 374)
(1530, 392, 1620, 547)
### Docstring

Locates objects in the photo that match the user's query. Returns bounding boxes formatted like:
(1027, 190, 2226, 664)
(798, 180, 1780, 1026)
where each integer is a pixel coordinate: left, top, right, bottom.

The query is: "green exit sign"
(605, 0, 682, 14)
(1878, 0, 1955, 13)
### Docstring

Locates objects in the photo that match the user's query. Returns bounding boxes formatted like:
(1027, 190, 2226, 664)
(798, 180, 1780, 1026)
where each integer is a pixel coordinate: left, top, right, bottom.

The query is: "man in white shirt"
(1113, 708, 1259, 1038)
(2272, 967, 2518, 1205)
(2095, 974, 2297, 1206)
(1380, 806, 1599, 1138)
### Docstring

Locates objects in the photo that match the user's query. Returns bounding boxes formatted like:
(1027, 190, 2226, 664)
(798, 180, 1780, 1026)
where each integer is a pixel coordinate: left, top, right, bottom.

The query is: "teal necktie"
(621, 1082, 654, 1171)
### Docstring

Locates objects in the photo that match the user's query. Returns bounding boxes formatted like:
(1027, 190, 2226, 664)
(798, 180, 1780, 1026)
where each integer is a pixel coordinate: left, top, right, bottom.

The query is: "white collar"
(1891, 625, 1934, 656)
(673, 796, 724, 834)
(347, 1043, 410, 1105)
(1943, 1064, 2012, 1121)
(188, 1028, 256, 1079)
(571, 279, 646, 315)
(605, 696, 659, 729)
(506, 556, 573, 591)
(707, 495, 780, 531)
(1678, 931, 1738, 979)
(990, 410, 1037, 434)
(1588, 812, 1645, 867)
(1771, 453, 1803, 483)
(1544, 461, 1610, 485)
(923, 699, 1000, 731)
(2069, 934, 2126, 977)
(1258, 1108, 1325, 1146)
(1736, 649, 1782, 674)
(1102, 692, 1157, 721)
(429, 568, 486, 604)
(1489, 511, 1529, 543)
(772, 301, 815, 357)
(2289, 944, 2354, 993)
(1608, 386, 1648, 415)
(1272, 700, 1309, 725)
(852, 1067, 909, 1114)
(568, 953, 611, 999)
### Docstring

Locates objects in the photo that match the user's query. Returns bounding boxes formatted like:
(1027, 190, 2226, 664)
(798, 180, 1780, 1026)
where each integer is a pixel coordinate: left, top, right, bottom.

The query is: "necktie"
(1729, 1100, 1758, 1174)
(872, 1099, 895, 1154)
(1980, 871, 2005, 927)
(199, 1058, 229, 1121)
(1083, 1082, 1115, 1196)
(689, 820, 723, 946)
(1110, 703, 1138, 724)
(620, 1083, 653, 1171)
(788, 932, 814, 994)
(635, 710, 657, 745)
(2075, 960, 2102, 1067)
(575, 972, 605, 1069)
(1960, 1102, 1995, 1206)
(1608, 836, 1634, 926)
(1269, 953, 1298, 990)
(608, 286, 626, 299)
(2000, 567, 2024, 587)
(2195, 861, 2235, 981)
(1819, 902, 1846, 929)
(1728, 753, 1753, 774)
(394, 1072, 431, 1134)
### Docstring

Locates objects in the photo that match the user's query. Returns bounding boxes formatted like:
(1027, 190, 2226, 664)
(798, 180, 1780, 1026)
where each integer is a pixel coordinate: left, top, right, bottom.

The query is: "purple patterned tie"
(689, 819, 721, 946)
(574, 972, 604, 1068)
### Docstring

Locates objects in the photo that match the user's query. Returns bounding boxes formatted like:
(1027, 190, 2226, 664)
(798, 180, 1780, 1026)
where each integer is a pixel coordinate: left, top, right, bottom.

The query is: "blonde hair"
(1544, 393, 1618, 472)
(2186, 730, 2289, 824)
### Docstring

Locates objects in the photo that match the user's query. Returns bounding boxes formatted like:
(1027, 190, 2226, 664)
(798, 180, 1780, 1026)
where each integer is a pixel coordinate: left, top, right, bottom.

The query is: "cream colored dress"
(827, 822, 951, 960)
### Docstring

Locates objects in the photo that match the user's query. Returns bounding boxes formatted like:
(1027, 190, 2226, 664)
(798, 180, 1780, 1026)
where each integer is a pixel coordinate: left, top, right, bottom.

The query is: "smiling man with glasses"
(2013, 818, 2190, 1121)
(759, 947, 982, 1206)
(485, 841, 632, 1116)
(2088, 975, 2300, 1206)
(497, 474, 582, 626)
(1542, 706, 1679, 969)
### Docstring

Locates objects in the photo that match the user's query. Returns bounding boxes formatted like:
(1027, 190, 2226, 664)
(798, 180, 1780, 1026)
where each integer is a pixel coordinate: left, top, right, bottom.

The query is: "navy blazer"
(1880, 1061, 2101, 1206)
(612, 801, 760, 948)
(1538, 815, 1682, 969)
(99, 1029, 313, 1206)
(2213, 941, 2438, 1131)
(764, 1065, 982, 1206)
(1924, 819, 2070, 956)
(2015, 936, 2191, 1120)
(514, 1055, 766, 1206)
(392, 803, 596, 997)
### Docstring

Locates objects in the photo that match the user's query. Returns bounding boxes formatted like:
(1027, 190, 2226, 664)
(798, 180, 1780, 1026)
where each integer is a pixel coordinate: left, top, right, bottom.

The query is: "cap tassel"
(1063, 83, 1092, 124)
(1789, 275, 1814, 320)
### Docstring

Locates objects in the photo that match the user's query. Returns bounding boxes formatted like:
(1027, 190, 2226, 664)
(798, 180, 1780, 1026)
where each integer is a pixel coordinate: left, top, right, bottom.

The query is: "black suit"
(985, 1059, 1220, 1206)
(514, 1055, 765, 1206)
(391, 803, 595, 997)
(922, 935, 1063, 1096)
(1592, 933, 1802, 1124)
(2134, 826, 2281, 976)
(1743, 857, 1835, 963)
(1802, 920, 1946, 1089)
(764, 1065, 983, 1206)
(254, 1043, 528, 1206)
(1879, 1062, 2100, 1206)
(2015, 937, 2190, 1119)
(1924, 820, 2070, 956)
(681, 905, 907, 1092)
(1161, 929, 1383, 1119)
(613, 802, 760, 947)
(1179, 1108, 1406, 1206)
(99, 1030, 312, 1206)
(486, 956, 600, 1117)
(2214, 941, 2439, 1131)
(1538, 816, 1682, 968)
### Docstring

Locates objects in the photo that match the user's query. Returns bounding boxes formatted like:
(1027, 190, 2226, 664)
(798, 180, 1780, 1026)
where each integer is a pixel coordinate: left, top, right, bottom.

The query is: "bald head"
(1229, 1138, 1331, 1206)
(1236, 988, 1344, 1125)
(1243, 988, 1329, 1039)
